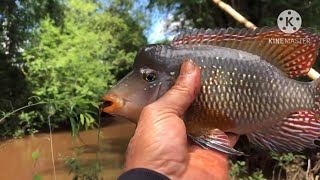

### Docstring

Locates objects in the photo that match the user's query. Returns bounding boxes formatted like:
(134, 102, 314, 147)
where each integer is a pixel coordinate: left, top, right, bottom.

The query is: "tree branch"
(212, 0, 320, 80)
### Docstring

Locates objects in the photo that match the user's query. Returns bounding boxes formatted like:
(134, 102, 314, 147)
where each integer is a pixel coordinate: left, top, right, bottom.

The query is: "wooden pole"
(212, 0, 320, 80)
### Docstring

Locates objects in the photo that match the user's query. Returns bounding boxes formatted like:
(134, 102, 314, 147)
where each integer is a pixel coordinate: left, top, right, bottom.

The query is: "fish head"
(102, 45, 180, 123)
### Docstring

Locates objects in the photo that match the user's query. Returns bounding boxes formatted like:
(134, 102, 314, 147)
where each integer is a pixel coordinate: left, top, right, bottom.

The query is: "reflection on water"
(0, 119, 135, 180)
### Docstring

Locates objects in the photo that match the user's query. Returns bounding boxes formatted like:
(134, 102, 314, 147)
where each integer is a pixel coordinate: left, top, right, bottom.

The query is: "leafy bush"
(0, 0, 147, 137)
(229, 160, 266, 180)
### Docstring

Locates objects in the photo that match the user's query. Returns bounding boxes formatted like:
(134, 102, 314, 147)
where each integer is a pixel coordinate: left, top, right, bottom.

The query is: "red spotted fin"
(172, 27, 320, 78)
(313, 78, 320, 116)
(247, 111, 320, 152)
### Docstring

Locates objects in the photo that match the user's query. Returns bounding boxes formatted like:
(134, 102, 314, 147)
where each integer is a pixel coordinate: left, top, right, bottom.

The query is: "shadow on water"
(0, 119, 135, 180)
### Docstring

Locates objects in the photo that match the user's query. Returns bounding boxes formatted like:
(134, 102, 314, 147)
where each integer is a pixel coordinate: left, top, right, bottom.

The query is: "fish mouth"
(102, 94, 124, 113)
(100, 94, 134, 119)
(99, 95, 126, 122)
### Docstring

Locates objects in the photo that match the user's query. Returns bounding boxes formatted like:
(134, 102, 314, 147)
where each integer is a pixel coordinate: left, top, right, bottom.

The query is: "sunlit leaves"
(18, 0, 147, 137)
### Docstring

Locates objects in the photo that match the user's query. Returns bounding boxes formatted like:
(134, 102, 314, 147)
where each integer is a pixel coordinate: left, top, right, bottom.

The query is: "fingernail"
(181, 60, 196, 75)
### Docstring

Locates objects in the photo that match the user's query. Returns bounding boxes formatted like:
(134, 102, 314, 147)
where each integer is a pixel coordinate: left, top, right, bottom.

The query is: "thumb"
(153, 60, 201, 117)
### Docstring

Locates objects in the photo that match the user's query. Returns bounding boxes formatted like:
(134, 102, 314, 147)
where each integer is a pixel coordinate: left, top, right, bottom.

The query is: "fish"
(101, 27, 320, 155)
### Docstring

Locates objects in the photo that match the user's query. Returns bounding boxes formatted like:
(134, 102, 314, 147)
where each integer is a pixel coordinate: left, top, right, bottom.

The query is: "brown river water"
(0, 119, 135, 180)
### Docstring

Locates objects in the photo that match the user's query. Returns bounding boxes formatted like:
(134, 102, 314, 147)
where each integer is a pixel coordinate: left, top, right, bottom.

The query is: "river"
(0, 119, 135, 180)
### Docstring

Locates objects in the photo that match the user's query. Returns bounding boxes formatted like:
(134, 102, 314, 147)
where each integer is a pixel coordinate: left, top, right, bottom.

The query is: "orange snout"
(102, 95, 123, 113)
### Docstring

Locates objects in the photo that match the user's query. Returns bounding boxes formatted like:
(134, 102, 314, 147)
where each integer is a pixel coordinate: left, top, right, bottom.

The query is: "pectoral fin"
(247, 111, 320, 152)
(188, 129, 245, 156)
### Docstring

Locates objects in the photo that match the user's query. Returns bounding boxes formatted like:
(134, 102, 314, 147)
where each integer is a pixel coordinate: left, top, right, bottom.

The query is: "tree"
(0, 0, 147, 137)
(0, 0, 64, 137)
(148, 0, 320, 31)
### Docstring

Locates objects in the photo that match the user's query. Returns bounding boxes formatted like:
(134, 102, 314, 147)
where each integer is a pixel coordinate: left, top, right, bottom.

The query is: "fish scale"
(102, 27, 320, 155)
(181, 53, 313, 134)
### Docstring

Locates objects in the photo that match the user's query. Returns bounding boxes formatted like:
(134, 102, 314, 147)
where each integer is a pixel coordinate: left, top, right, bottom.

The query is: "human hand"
(124, 60, 239, 180)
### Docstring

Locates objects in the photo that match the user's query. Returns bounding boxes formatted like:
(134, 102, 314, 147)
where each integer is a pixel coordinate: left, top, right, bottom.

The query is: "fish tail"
(312, 77, 320, 116)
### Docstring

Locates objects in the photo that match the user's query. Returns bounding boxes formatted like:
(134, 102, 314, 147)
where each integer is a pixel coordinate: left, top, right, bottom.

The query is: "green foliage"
(79, 113, 96, 130)
(271, 152, 306, 168)
(32, 151, 40, 161)
(229, 160, 266, 180)
(33, 175, 42, 180)
(229, 160, 247, 178)
(248, 170, 265, 180)
(22, 0, 147, 125)
(270, 152, 313, 179)
(0, 0, 64, 137)
(0, 0, 147, 137)
(60, 148, 103, 179)
(0, 98, 47, 138)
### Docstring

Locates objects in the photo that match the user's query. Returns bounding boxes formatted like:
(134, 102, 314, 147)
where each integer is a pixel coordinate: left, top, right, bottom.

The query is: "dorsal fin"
(172, 27, 320, 78)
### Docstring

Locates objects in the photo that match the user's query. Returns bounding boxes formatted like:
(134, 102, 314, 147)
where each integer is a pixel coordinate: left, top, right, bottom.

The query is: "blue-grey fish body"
(102, 27, 320, 155)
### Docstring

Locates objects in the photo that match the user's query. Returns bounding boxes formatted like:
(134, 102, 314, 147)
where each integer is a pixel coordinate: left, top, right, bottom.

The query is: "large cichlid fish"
(101, 27, 320, 155)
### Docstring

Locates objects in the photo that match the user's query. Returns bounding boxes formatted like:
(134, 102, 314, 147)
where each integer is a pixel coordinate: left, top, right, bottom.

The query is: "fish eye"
(140, 68, 157, 82)
(143, 72, 157, 82)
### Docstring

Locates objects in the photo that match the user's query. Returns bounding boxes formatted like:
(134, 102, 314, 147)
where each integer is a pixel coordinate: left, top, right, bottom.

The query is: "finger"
(152, 60, 201, 117)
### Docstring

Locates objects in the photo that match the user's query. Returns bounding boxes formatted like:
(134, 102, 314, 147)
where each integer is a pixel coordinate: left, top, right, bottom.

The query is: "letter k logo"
(286, 17, 293, 27)
(277, 10, 302, 33)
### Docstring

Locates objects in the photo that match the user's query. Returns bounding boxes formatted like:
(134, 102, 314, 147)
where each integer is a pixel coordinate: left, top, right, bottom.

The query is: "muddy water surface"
(0, 119, 135, 180)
